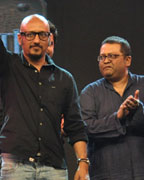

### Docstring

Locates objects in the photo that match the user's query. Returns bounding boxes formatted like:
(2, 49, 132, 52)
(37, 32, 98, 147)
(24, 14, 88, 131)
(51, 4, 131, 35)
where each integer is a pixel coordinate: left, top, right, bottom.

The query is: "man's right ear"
(17, 33, 22, 46)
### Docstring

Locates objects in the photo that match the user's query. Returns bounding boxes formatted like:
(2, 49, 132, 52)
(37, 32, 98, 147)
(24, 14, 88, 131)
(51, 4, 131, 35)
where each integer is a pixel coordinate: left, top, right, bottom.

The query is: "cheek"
(42, 40, 48, 47)
(98, 63, 103, 71)
(21, 39, 28, 47)
(115, 61, 124, 69)
(22, 42, 31, 52)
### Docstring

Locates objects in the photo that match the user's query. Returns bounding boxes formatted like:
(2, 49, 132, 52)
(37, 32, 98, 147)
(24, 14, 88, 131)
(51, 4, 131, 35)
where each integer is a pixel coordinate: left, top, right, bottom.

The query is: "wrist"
(77, 158, 90, 166)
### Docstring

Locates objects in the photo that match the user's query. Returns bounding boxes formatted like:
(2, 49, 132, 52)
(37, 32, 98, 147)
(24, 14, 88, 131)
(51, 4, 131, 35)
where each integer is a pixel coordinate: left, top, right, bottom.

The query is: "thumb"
(134, 89, 139, 100)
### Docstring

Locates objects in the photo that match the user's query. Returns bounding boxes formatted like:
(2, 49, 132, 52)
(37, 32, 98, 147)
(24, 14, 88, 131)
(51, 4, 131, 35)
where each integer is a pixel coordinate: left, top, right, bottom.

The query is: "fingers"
(117, 90, 140, 119)
(125, 99, 137, 109)
(134, 89, 139, 100)
(125, 95, 139, 110)
(117, 101, 130, 119)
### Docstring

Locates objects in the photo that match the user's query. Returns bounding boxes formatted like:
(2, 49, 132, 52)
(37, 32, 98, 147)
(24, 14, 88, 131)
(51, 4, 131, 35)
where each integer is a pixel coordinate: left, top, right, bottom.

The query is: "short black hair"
(48, 20, 58, 45)
(101, 36, 131, 56)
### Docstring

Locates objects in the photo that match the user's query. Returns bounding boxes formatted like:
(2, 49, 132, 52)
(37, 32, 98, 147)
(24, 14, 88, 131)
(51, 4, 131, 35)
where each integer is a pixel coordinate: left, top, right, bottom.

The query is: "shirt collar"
(104, 71, 134, 90)
(20, 52, 56, 69)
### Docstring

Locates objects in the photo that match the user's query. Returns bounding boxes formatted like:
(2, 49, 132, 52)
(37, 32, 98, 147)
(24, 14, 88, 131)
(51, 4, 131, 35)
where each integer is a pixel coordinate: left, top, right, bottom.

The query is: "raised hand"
(117, 90, 139, 119)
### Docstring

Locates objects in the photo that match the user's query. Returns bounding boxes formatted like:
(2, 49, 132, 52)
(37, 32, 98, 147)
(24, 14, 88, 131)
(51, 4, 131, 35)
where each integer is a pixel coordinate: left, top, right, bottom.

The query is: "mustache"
(30, 44, 42, 49)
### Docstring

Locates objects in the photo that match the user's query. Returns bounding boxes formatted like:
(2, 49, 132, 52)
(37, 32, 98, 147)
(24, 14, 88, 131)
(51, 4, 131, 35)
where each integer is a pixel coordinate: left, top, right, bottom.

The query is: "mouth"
(103, 66, 112, 70)
(30, 46, 42, 53)
(30, 45, 42, 49)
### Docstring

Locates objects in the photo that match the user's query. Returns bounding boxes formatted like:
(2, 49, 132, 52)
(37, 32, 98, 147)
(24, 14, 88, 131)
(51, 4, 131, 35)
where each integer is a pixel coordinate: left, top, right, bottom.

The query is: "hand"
(125, 89, 139, 110)
(117, 90, 140, 119)
(60, 117, 67, 137)
(74, 162, 90, 180)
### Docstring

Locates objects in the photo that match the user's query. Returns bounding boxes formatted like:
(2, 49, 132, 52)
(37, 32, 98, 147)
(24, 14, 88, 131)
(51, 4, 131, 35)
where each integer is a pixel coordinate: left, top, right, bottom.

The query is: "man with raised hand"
(0, 14, 89, 180)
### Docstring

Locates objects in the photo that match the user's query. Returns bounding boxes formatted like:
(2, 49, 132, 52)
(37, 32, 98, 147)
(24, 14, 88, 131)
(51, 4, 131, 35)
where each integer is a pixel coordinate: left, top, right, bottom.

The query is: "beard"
(28, 44, 43, 62)
(28, 53, 43, 62)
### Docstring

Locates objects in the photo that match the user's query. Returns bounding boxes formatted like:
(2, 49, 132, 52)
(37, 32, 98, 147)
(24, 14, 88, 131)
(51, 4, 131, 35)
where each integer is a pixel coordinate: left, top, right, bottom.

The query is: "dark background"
(1, 0, 144, 179)
(47, 0, 144, 92)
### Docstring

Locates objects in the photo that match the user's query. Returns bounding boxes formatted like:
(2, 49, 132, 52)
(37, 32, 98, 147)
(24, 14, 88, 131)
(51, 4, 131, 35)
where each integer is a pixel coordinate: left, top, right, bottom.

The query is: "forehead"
(100, 43, 121, 54)
(21, 18, 49, 32)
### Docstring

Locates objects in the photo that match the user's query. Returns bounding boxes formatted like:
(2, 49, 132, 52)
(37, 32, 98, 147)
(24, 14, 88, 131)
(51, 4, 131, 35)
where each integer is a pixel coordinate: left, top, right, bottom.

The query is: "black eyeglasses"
(20, 31, 51, 41)
(97, 53, 125, 62)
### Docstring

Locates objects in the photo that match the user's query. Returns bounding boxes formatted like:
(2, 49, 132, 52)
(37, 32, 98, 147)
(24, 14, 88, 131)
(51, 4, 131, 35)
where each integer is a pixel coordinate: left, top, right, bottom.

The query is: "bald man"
(0, 14, 89, 180)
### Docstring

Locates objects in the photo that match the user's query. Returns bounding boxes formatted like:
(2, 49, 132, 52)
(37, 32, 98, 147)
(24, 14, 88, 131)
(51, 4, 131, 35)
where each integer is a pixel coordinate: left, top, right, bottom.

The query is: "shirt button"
(38, 137, 41, 141)
(40, 122, 43, 126)
(29, 157, 35, 162)
(34, 70, 38, 73)
(40, 108, 43, 112)
(39, 95, 42, 99)
(39, 82, 42, 86)
(37, 152, 41, 156)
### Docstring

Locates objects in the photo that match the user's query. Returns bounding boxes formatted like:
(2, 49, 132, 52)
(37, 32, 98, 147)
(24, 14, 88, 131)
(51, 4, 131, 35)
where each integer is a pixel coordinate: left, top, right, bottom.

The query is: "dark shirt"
(0, 39, 87, 169)
(80, 73, 144, 180)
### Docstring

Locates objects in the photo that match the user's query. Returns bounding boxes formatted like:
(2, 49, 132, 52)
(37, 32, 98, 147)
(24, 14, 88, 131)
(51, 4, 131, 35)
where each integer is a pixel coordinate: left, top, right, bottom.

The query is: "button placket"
(38, 77, 43, 112)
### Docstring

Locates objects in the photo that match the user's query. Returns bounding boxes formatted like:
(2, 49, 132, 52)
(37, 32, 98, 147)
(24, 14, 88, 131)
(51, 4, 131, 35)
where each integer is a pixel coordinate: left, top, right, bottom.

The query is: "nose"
(103, 56, 111, 63)
(33, 34, 40, 43)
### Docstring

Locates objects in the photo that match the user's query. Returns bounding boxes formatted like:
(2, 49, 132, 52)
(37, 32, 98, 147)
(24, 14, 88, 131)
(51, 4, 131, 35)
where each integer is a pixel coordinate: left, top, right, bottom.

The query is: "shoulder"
(54, 64, 74, 80)
(81, 78, 105, 94)
(130, 72, 144, 82)
(47, 55, 74, 81)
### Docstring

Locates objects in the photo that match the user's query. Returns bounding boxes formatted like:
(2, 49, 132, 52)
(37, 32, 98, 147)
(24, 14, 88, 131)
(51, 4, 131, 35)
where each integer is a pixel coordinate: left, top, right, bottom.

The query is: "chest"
(95, 84, 144, 119)
(1, 64, 68, 108)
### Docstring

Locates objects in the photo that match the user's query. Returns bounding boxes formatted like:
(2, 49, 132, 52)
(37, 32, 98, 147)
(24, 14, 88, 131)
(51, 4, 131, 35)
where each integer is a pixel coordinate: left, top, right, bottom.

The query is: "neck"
(24, 55, 47, 72)
(109, 72, 129, 96)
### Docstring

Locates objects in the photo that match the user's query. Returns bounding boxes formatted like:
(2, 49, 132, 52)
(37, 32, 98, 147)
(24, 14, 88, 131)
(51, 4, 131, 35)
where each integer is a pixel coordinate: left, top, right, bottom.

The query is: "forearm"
(0, 38, 9, 74)
(73, 141, 88, 159)
(80, 90, 126, 139)
(84, 112, 126, 139)
(73, 141, 89, 180)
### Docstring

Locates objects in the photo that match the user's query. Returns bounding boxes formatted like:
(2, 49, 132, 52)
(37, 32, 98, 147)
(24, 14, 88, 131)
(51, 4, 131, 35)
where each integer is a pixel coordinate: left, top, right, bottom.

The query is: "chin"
(103, 72, 112, 77)
(28, 54, 42, 61)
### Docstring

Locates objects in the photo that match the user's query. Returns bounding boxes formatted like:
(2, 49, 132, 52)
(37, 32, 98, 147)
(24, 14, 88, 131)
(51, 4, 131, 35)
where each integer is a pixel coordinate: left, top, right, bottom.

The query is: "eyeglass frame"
(20, 31, 51, 41)
(97, 53, 128, 62)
